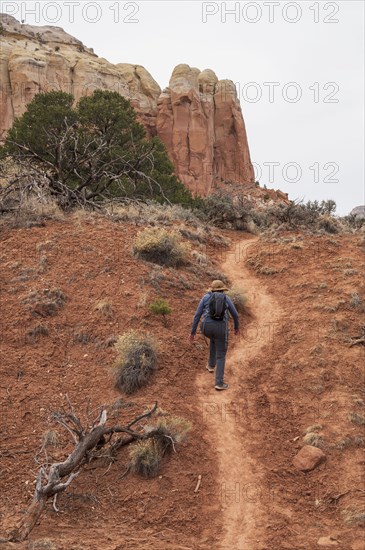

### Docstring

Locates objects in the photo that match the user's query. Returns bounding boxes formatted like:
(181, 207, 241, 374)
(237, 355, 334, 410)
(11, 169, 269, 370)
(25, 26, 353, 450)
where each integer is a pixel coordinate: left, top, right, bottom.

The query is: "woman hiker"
(189, 280, 240, 391)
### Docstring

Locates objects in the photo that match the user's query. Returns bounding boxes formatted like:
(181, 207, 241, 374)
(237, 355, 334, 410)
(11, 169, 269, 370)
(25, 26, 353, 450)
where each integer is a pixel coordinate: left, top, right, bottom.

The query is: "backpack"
(208, 292, 227, 321)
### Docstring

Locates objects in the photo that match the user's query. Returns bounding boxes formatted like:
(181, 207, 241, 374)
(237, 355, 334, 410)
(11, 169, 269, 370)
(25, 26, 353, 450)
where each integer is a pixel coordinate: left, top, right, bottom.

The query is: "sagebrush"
(133, 227, 189, 267)
(114, 331, 157, 394)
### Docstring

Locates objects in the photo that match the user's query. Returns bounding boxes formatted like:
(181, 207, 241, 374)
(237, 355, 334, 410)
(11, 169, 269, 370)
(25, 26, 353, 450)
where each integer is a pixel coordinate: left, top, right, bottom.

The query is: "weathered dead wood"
(9, 400, 158, 542)
(349, 337, 365, 347)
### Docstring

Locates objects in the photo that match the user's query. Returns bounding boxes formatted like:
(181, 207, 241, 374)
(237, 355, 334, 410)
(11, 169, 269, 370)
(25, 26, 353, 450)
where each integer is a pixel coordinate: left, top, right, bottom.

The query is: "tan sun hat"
(208, 279, 229, 292)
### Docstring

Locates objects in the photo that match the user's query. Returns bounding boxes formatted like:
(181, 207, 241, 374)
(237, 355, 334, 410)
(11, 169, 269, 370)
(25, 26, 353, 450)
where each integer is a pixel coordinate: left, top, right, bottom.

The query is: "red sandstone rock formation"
(0, 15, 254, 196)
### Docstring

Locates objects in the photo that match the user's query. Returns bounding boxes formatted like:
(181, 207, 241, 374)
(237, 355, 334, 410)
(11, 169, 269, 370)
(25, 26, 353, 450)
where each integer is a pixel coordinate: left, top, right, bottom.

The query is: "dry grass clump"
(342, 507, 365, 525)
(42, 430, 59, 448)
(349, 291, 365, 311)
(226, 287, 247, 313)
(348, 412, 365, 426)
(133, 228, 189, 267)
(178, 227, 207, 244)
(317, 215, 340, 234)
(336, 435, 365, 449)
(152, 415, 191, 451)
(303, 424, 325, 448)
(137, 291, 149, 308)
(11, 197, 63, 227)
(114, 331, 157, 394)
(94, 300, 113, 318)
(258, 266, 280, 276)
(129, 439, 162, 478)
(23, 288, 67, 317)
(108, 202, 200, 227)
(28, 540, 58, 550)
(130, 414, 191, 478)
(206, 268, 229, 285)
(0, 175, 64, 228)
(191, 250, 209, 265)
(303, 432, 325, 448)
(27, 323, 49, 343)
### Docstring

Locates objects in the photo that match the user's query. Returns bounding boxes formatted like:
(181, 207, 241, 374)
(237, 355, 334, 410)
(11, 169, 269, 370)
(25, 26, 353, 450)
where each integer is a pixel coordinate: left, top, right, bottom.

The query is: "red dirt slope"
(1, 215, 364, 549)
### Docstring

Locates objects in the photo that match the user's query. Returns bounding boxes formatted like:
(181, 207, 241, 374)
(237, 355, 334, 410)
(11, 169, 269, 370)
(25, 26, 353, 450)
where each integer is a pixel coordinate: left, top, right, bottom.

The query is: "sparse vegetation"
(109, 201, 200, 226)
(27, 324, 49, 343)
(6, 400, 185, 542)
(148, 298, 172, 325)
(130, 413, 191, 478)
(191, 250, 208, 265)
(350, 292, 361, 308)
(133, 228, 189, 267)
(342, 507, 365, 526)
(129, 439, 162, 478)
(94, 300, 113, 318)
(151, 414, 191, 452)
(42, 430, 59, 448)
(23, 288, 67, 317)
(348, 412, 365, 426)
(0, 184, 64, 228)
(258, 266, 280, 275)
(74, 331, 92, 345)
(303, 432, 325, 448)
(197, 192, 255, 231)
(137, 291, 149, 308)
(303, 425, 325, 448)
(114, 331, 157, 394)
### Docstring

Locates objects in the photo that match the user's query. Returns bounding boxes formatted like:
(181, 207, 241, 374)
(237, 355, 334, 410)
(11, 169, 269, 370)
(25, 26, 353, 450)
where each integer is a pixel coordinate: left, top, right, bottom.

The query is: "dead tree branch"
(9, 400, 158, 542)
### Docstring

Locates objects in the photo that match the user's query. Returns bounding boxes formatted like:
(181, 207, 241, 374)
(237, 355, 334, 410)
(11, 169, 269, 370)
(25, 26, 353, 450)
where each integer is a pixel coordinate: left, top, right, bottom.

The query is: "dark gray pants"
(201, 319, 228, 386)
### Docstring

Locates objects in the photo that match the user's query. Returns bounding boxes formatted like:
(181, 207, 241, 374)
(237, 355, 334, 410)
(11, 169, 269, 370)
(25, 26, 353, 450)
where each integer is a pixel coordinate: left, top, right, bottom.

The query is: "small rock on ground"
(317, 535, 339, 546)
(293, 445, 326, 472)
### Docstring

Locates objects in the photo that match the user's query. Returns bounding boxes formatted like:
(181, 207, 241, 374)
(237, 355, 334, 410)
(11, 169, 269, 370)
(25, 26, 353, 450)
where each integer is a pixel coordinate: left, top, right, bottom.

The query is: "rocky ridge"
(1, 14, 285, 202)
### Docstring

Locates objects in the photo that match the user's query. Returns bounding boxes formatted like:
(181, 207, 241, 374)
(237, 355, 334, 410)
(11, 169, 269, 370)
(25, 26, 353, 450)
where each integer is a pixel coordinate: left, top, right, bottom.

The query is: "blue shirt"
(191, 292, 239, 335)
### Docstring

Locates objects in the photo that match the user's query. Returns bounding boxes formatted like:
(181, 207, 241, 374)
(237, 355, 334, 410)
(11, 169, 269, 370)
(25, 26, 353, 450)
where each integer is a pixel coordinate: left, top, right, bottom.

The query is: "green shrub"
(1, 90, 195, 208)
(149, 298, 172, 325)
(133, 228, 189, 267)
(114, 331, 157, 394)
(197, 192, 253, 230)
(226, 287, 247, 313)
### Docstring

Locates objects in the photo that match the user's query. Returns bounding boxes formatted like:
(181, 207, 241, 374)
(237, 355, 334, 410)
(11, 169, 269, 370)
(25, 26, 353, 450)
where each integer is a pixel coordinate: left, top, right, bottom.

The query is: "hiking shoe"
(215, 383, 229, 391)
(206, 365, 215, 373)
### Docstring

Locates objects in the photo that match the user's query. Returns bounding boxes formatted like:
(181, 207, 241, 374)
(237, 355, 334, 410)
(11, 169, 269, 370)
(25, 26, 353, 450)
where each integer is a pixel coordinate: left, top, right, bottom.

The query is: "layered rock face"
(157, 65, 254, 195)
(0, 15, 161, 138)
(0, 15, 254, 195)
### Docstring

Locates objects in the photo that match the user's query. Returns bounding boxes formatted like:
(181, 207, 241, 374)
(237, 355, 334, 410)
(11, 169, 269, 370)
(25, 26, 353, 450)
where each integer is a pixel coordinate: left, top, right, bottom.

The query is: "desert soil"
(0, 216, 364, 549)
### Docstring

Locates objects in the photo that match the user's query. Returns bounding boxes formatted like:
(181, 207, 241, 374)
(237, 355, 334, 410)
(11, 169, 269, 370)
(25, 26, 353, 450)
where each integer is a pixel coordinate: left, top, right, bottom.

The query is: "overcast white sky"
(2, 0, 364, 214)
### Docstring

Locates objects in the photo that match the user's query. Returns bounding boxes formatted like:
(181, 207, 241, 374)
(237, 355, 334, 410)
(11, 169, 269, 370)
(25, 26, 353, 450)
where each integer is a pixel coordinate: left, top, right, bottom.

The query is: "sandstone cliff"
(0, 14, 255, 195)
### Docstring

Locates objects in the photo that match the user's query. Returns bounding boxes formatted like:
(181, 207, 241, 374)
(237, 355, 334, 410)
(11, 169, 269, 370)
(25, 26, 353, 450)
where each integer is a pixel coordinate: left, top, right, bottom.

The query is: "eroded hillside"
(0, 211, 364, 549)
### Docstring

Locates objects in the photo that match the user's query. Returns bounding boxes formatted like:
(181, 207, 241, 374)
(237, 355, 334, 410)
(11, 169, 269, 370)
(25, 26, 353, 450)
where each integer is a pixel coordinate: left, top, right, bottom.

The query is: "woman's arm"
(226, 296, 239, 331)
(190, 296, 206, 335)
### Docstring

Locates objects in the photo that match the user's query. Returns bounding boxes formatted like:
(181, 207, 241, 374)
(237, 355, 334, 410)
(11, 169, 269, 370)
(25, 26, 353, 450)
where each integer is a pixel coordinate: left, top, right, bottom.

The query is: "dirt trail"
(196, 236, 282, 550)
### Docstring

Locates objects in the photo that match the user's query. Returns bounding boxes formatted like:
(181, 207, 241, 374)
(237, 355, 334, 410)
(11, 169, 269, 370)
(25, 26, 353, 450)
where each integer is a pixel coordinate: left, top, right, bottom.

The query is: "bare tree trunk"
(11, 496, 46, 542)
